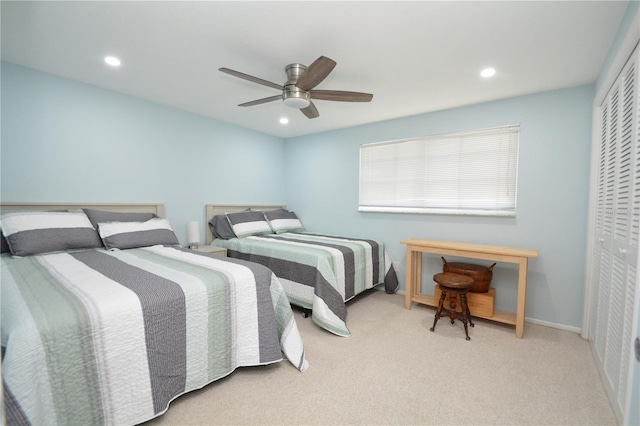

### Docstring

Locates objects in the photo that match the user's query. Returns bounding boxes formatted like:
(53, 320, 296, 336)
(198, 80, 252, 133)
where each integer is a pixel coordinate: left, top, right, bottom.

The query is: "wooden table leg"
(405, 247, 414, 309)
(415, 251, 422, 299)
(515, 258, 528, 338)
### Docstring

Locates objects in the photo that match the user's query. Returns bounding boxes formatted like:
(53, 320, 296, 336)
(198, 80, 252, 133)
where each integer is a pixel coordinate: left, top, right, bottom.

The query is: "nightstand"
(192, 245, 227, 257)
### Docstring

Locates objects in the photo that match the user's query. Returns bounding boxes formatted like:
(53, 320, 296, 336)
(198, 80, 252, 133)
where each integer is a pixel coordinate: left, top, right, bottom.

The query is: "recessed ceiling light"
(481, 68, 496, 78)
(104, 56, 121, 67)
(280, 117, 289, 125)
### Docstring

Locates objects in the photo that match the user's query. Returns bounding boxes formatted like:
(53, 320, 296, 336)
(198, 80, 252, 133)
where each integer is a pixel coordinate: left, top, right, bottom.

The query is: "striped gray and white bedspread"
(212, 232, 399, 337)
(1, 246, 308, 426)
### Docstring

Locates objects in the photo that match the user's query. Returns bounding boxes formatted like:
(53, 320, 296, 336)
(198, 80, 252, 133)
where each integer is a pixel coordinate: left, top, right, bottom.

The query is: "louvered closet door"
(590, 45, 639, 423)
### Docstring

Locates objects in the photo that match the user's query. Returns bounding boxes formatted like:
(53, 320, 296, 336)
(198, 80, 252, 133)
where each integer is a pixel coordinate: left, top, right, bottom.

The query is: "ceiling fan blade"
(296, 56, 337, 91)
(219, 67, 283, 91)
(238, 95, 282, 107)
(310, 90, 373, 102)
(301, 102, 319, 119)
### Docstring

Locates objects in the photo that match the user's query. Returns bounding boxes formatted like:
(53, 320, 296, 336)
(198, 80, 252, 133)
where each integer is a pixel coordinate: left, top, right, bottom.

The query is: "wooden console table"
(401, 239, 539, 338)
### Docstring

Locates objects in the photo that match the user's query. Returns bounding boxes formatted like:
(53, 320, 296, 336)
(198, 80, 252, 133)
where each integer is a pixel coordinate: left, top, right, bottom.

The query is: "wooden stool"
(430, 272, 476, 340)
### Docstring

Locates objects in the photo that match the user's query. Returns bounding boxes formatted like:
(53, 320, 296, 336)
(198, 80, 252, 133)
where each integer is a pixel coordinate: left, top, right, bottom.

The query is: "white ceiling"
(1, 1, 629, 139)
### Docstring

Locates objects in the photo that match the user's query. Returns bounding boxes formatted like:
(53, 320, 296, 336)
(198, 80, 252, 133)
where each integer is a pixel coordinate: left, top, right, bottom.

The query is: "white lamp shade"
(187, 221, 200, 245)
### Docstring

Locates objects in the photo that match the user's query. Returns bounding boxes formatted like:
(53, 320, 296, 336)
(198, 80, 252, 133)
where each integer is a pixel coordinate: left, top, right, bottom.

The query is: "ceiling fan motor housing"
(283, 63, 311, 108)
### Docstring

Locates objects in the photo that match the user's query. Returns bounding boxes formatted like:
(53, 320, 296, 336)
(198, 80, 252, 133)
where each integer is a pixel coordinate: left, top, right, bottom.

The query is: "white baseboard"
(524, 317, 582, 335)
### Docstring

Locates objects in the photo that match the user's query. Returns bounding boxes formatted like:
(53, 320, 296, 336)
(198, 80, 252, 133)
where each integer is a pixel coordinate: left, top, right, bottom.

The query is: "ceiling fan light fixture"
(283, 97, 310, 109)
(282, 86, 310, 109)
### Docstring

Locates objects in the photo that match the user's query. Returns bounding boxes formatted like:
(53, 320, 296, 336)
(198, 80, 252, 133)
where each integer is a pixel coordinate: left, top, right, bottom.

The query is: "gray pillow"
(208, 214, 237, 240)
(1, 231, 10, 253)
(98, 218, 179, 250)
(83, 208, 156, 229)
(1, 211, 103, 256)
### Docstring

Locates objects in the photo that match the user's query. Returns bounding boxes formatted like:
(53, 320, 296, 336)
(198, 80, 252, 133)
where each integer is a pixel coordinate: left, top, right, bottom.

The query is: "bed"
(1, 202, 308, 426)
(206, 204, 399, 337)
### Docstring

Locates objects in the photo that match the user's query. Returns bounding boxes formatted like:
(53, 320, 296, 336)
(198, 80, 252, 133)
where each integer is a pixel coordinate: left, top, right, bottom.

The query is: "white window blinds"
(359, 125, 520, 216)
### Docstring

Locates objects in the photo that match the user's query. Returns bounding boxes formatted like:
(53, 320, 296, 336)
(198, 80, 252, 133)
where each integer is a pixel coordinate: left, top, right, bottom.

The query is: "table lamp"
(187, 221, 200, 250)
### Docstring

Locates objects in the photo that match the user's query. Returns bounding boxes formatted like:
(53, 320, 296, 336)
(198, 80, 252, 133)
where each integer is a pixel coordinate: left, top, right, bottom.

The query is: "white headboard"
(0, 202, 165, 217)
(205, 204, 285, 245)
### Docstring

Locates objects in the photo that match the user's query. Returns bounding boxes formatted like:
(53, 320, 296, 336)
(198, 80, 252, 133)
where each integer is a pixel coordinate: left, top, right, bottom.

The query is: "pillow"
(225, 211, 273, 238)
(98, 218, 179, 250)
(1, 231, 10, 253)
(208, 214, 237, 240)
(1, 211, 103, 256)
(264, 209, 305, 234)
(83, 208, 156, 229)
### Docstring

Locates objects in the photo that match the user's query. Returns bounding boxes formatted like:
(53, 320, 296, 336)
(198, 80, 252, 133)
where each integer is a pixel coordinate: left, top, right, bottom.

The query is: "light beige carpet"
(145, 290, 616, 425)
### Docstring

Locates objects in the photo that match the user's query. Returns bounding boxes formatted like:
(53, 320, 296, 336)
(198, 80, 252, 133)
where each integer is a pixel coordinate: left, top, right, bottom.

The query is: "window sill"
(358, 206, 516, 217)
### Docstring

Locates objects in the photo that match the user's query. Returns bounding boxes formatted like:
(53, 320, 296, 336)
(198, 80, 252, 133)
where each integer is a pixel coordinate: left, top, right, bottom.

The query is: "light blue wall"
(284, 85, 594, 329)
(0, 61, 598, 329)
(1, 62, 287, 244)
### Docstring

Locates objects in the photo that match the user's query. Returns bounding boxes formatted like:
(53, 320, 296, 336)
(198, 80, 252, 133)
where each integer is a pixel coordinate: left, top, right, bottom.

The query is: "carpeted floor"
(145, 290, 616, 425)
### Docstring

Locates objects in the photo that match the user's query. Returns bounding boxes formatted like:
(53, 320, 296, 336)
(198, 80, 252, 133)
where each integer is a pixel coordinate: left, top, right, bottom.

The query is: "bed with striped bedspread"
(212, 232, 399, 337)
(1, 245, 308, 426)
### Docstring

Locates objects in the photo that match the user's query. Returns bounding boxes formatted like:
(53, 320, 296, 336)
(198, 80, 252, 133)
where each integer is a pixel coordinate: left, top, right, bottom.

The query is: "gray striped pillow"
(0, 211, 103, 256)
(264, 210, 305, 234)
(226, 211, 273, 238)
(98, 218, 179, 250)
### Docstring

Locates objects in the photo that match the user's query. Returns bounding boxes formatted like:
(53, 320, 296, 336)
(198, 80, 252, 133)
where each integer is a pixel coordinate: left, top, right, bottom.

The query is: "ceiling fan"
(219, 56, 373, 119)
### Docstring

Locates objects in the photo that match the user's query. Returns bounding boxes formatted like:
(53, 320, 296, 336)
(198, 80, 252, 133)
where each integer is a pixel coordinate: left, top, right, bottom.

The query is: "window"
(359, 125, 520, 216)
